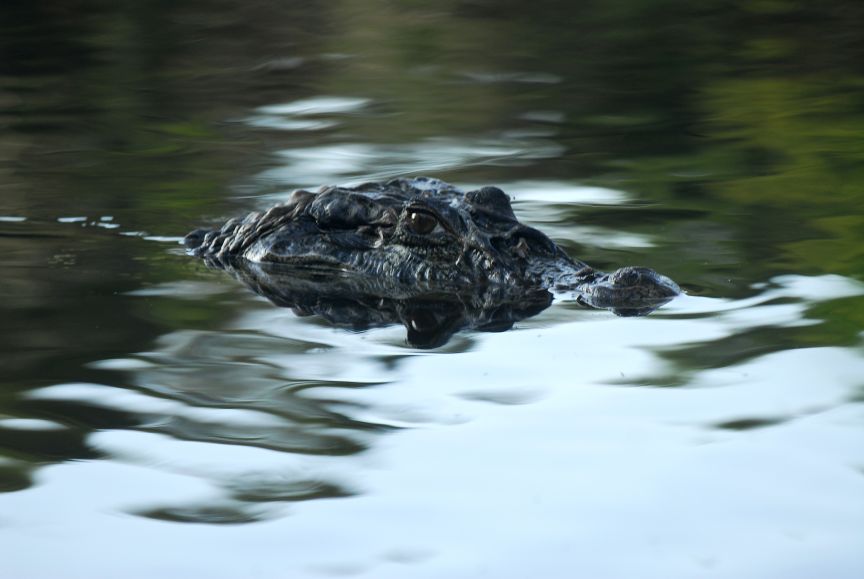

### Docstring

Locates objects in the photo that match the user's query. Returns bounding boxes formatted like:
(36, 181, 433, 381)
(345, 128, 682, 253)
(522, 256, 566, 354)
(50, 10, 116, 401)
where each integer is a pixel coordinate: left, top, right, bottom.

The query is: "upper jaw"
(573, 266, 680, 314)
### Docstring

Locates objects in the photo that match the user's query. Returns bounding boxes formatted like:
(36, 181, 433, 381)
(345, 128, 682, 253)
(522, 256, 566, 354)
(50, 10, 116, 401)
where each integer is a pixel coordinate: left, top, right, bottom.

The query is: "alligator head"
(186, 177, 679, 321)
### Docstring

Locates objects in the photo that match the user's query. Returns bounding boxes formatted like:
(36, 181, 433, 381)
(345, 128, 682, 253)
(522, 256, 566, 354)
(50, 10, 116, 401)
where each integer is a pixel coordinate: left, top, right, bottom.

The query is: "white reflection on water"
(257, 97, 370, 116)
(0, 418, 66, 431)
(257, 139, 565, 188)
(500, 181, 629, 205)
(245, 97, 370, 132)
(2, 272, 863, 578)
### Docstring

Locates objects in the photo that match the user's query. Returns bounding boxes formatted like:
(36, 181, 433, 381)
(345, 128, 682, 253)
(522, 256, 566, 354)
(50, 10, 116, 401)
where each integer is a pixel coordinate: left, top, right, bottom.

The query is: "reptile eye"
(407, 210, 438, 235)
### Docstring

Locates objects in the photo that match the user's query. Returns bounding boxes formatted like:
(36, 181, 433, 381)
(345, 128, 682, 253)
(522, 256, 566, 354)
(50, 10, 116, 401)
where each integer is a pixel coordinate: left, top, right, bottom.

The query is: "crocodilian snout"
(578, 265, 680, 316)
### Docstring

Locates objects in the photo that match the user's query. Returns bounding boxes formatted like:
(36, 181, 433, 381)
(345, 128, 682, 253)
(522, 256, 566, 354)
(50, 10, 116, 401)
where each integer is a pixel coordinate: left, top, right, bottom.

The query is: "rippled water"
(2, 1, 864, 578)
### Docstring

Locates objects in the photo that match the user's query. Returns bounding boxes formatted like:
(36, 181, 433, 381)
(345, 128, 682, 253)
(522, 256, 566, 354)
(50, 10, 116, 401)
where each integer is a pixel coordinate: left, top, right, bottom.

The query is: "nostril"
(611, 266, 644, 286)
(609, 266, 680, 298)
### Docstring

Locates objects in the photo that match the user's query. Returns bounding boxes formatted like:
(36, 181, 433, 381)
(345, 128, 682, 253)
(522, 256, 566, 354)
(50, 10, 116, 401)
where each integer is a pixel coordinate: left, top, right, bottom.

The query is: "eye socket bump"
(406, 210, 439, 235)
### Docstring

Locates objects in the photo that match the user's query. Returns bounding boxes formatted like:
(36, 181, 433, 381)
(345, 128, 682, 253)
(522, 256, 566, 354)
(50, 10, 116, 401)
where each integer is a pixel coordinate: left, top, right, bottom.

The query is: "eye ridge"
(406, 208, 439, 235)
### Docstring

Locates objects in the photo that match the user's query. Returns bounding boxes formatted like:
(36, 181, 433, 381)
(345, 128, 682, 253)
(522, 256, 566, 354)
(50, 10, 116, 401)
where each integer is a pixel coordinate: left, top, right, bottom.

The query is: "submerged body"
(186, 177, 679, 318)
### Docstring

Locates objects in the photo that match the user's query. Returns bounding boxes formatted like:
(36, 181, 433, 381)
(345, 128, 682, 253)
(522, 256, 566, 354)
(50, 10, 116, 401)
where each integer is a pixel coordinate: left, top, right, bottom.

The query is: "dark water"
(2, 1, 864, 577)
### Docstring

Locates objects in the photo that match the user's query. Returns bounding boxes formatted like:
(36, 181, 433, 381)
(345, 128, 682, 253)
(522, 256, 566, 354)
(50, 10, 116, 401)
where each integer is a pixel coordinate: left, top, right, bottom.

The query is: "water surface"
(1, 1, 863, 577)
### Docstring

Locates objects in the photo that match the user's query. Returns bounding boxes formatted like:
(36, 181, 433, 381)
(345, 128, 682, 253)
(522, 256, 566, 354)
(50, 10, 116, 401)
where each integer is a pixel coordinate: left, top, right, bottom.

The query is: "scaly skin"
(186, 177, 679, 316)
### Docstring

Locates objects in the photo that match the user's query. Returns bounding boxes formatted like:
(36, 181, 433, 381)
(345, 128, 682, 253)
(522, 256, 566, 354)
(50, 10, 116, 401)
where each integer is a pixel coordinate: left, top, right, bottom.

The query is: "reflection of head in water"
(226, 262, 554, 349)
